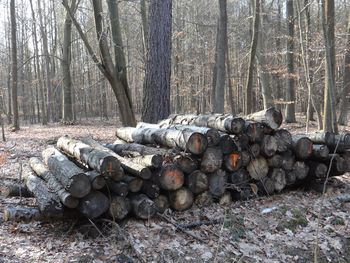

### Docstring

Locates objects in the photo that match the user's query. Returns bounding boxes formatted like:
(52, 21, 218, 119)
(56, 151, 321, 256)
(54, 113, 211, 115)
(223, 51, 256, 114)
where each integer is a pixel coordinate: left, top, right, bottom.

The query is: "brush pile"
(2, 107, 349, 222)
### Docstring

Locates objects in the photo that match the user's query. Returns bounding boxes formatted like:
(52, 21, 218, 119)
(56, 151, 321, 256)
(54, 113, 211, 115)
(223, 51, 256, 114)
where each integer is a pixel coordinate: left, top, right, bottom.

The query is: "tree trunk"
(208, 169, 227, 199)
(269, 168, 286, 192)
(107, 139, 169, 156)
(311, 145, 330, 159)
(245, 107, 282, 130)
(142, 0, 172, 123)
(122, 176, 143, 193)
(153, 195, 169, 213)
(223, 152, 242, 172)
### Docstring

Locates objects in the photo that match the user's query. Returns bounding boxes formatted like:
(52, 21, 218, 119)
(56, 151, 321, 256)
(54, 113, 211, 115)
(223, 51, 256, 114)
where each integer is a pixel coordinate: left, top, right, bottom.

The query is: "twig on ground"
(177, 218, 224, 229)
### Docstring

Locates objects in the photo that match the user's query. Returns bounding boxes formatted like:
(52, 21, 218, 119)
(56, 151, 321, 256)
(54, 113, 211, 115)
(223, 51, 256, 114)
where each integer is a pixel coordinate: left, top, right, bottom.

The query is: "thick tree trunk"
(291, 136, 314, 159)
(267, 154, 283, 168)
(141, 180, 160, 199)
(245, 121, 265, 143)
(77, 191, 109, 219)
(154, 195, 169, 213)
(208, 169, 227, 199)
(245, 107, 282, 130)
(42, 147, 91, 198)
(296, 132, 335, 146)
(311, 145, 330, 159)
(106, 180, 129, 197)
(219, 134, 238, 154)
(306, 161, 328, 178)
(228, 168, 250, 185)
(274, 129, 293, 152)
(175, 155, 200, 174)
(85, 171, 106, 190)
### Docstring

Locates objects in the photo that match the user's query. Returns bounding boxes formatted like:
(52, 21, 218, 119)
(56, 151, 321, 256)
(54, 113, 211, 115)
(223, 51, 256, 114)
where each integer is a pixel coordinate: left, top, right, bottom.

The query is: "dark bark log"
(108, 196, 131, 220)
(286, 171, 297, 185)
(257, 176, 275, 195)
(274, 129, 292, 152)
(306, 161, 328, 178)
(247, 157, 269, 180)
(154, 195, 169, 213)
(245, 107, 283, 129)
(227, 169, 250, 186)
(260, 135, 278, 157)
(29, 157, 78, 208)
(122, 175, 143, 193)
(185, 170, 208, 194)
(329, 133, 350, 153)
(194, 191, 214, 207)
(3, 206, 42, 221)
(267, 154, 283, 168)
(42, 147, 91, 198)
(23, 165, 63, 216)
(240, 151, 251, 167)
(223, 152, 242, 172)
(175, 155, 199, 174)
(169, 187, 194, 211)
(269, 168, 286, 192)
(141, 180, 160, 199)
(245, 121, 265, 143)
(200, 147, 223, 173)
(232, 134, 250, 150)
(311, 145, 330, 159)
(156, 163, 184, 191)
(0, 179, 32, 198)
(77, 190, 109, 219)
(323, 154, 347, 174)
(131, 194, 156, 219)
(281, 151, 295, 171)
(57, 136, 123, 180)
(218, 134, 238, 154)
(292, 136, 313, 159)
(296, 132, 335, 145)
(208, 169, 227, 199)
(106, 179, 129, 197)
(249, 143, 261, 158)
(85, 171, 105, 190)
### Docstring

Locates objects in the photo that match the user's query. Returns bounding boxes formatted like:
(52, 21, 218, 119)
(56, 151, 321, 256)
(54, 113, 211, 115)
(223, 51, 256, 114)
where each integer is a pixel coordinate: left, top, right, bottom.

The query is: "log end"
(187, 133, 208, 155)
(169, 187, 194, 211)
(67, 173, 91, 198)
(159, 164, 184, 191)
(266, 107, 283, 129)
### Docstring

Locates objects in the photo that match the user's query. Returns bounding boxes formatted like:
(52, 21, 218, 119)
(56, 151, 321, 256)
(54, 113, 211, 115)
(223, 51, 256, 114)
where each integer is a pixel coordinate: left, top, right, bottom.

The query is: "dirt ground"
(0, 118, 349, 263)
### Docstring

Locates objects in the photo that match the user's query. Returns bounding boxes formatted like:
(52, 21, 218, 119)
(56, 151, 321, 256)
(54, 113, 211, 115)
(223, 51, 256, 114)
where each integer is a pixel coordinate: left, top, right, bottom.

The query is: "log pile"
(2, 107, 350, 222)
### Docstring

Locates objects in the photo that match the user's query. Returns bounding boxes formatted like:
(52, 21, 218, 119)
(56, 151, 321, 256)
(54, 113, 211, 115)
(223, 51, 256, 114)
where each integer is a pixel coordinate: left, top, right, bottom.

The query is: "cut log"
(77, 191, 109, 219)
(85, 171, 105, 190)
(109, 196, 131, 220)
(0, 179, 32, 198)
(298, 132, 335, 145)
(157, 163, 184, 191)
(247, 157, 269, 180)
(245, 107, 283, 129)
(200, 147, 223, 173)
(175, 155, 199, 174)
(185, 170, 208, 194)
(269, 168, 286, 192)
(291, 136, 313, 159)
(227, 169, 250, 185)
(267, 154, 283, 168)
(232, 134, 250, 150)
(194, 191, 214, 207)
(115, 127, 208, 155)
(153, 195, 169, 213)
(274, 129, 292, 152)
(240, 151, 251, 167)
(82, 138, 151, 180)
(260, 135, 278, 157)
(107, 141, 169, 156)
(231, 185, 255, 201)
(29, 157, 79, 208)
(22, 165, 63, 216)
(281, 151, 295, 171)
(219, 192, 232, 205)
(286, 171, 297, 185)
(218, 134, 238, 154)
(323, 155, 347, 174)
(245, 121, 265, 143)
(141, 180, 160, 199)
(106, 180, 129, 197)
(57, 136, 123, 179)
(292, 161, 309, 180)
(130, 194, 156, 219)
(223, 152, 242, 172)
(249, 143, 261, 158)
(42, 147, 91, 198)
(306, 162, 328, 179)
(311, 145, 330, 159)
(169, 187, 194, 211)
(208, 169, 227, 199)
(257, 176, 275, 195)
(329, 133, 350, 152)
(122, 175, 143, 193)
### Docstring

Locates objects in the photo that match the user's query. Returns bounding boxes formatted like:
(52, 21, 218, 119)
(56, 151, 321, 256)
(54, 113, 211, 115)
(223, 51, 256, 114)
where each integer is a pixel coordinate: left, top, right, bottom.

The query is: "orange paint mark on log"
(192, 135, 202, 152)
(230, 153, 240, 168)
(164, 169, 184, 186)
(106, 162, 115, 175)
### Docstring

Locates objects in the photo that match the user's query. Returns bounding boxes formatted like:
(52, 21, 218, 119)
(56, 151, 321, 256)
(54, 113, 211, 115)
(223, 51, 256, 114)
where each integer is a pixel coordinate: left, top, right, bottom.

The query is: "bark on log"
(157, 163, 184, 191)
(77, 190, 109, 219)
(247, 157, 269, 180)
(153, 195, 169, 213)
(260, 135, 278, 157)
(269, 168, 286, 192)
(311, 145, 330, 159)
(292, 136, 313, 159)
(228, 169, 250, 185)
(169, 187, 194, 211)
(218, 134, 238, 154)
(200, 147, 223, 173)
(57, 136, 123, 179)
(245, 107, 283, 129)
(274, 129, 292, 152)
(185, 170, 208, 194)
(223, 152, 242, 172)
(0, 179, 32, 198)
(208, 169, 227, 199)
(42, 147, 91, 198)
(29, 157, 79, 208)
(267, 154, 283, 168)
(109, 196, 131, 220)
(85, 171, 106, 190)
(131, 194, 156, 219)
(245, 121, 265, 143)
(23, 165, 63, 216)
(175, 155, 199, 174)
(122, 175, 143, 193)
(141, 180, 160, 199)
(107, 140, 169, 156)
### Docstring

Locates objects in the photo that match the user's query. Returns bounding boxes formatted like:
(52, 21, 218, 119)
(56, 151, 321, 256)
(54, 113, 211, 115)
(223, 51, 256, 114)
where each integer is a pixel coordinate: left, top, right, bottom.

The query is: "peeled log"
(269, 168, 286, 192)
(291, 136, 313, 159)
(169, 187, 194, 211)
(200, 147, 223, 173)
(23, 165, 63, 216)
(42, 147, 91, 198)
(131, 194, 156, 219)
(185, 170, 208, 194)
(57, 136, 123, 179)
(245, 107, 283, 130)
(0, 179, 32, 197)
(274, 129, 292, 152)
(223, 152, 242, 172)
(29, 157, 79, 208)
(109, 196, 131, 220)
(247, 157, 269, 180)
(260, 135, 278, 157)
(208, 169, 227, 199)
(77, 191, 109, 219)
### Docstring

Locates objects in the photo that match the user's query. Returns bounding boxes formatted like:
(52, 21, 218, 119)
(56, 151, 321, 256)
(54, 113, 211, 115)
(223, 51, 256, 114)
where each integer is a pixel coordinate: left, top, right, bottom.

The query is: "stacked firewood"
(2, 107, 350, 222)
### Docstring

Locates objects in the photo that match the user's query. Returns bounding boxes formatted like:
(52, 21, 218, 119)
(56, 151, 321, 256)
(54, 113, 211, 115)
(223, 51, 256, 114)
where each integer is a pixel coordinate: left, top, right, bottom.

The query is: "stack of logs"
(2, 107, 350, 222)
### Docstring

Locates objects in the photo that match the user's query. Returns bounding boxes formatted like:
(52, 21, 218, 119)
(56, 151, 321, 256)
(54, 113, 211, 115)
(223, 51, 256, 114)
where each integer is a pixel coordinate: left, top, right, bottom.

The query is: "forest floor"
(0, 116, 349, 263)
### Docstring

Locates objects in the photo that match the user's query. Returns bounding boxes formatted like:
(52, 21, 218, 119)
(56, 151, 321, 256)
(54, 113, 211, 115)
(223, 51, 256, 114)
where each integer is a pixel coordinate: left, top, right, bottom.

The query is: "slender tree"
(142, 0, 172, 123)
